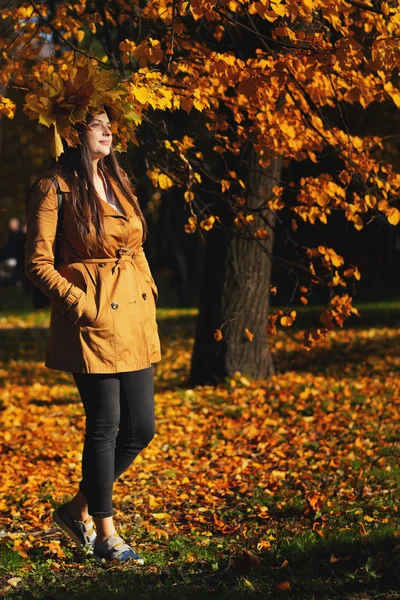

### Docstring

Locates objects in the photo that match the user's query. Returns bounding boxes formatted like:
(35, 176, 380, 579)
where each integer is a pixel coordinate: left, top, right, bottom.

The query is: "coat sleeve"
(134, 244, 159, 303)
(25, 178, 87, 323)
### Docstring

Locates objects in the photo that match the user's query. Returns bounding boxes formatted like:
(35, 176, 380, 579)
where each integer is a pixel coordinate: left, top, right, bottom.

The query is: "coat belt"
(65, 247, 135, 273)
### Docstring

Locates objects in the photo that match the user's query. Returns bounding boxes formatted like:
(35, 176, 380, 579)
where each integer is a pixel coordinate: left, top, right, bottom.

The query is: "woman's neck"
(92, 158, 101, 180)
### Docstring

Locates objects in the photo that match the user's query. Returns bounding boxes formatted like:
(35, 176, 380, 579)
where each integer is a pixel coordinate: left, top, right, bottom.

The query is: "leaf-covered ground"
(1, 296, 400, 599)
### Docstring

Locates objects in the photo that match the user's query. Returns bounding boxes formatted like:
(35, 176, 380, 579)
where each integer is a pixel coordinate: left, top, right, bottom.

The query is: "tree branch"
(28, 0, 114, 68)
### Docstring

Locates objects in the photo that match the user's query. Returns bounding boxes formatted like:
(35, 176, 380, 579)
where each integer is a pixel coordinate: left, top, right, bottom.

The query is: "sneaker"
(93, 534, 144, 565)
(53, 503, 96, 554)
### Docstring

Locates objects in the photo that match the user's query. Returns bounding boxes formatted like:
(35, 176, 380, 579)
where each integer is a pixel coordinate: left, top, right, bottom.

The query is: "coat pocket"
(65, 284, 96, 326)
(57, 263, 102, 327)
(78, 284, 98, 326)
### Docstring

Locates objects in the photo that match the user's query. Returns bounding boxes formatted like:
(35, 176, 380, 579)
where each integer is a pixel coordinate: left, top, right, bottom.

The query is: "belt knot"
(112, 247, 134, 273)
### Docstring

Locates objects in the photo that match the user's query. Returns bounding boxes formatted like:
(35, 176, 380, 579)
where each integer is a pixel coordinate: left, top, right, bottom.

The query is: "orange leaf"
(244, 328, 253, 341)
(277, 581, 291, 590)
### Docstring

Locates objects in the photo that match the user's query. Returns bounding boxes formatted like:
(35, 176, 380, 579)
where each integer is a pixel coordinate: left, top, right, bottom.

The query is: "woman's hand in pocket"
(65, 288, 96, 326)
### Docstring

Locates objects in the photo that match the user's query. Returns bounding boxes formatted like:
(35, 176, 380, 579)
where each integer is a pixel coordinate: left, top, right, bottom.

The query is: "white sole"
(93, 551, 144, 566)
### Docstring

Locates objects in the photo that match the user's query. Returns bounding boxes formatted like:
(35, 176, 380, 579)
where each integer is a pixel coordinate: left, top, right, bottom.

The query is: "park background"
(2, 0, 400, 598)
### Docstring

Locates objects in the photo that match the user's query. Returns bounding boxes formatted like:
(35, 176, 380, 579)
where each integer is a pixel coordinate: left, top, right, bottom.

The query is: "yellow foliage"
(200, 216, 215, 230)
(0, 95, 16, 119)
(184, 216, 197, 234)
(131, 85, 150, 105)
(158, 173, 174, 189)
(386, 207, 400, 226)
(2, 0, 400, 290)
(184, 190, 195, 202)
(221, 179, 230, 192)
(280, 311, 297, 327)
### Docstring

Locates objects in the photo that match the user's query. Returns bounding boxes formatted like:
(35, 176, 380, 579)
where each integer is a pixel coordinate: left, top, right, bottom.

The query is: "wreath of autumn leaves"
(23, 61, 142, 159)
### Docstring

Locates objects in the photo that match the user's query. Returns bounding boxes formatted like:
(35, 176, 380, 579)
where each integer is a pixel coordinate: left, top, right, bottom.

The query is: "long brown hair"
(28, 114, 148, 251)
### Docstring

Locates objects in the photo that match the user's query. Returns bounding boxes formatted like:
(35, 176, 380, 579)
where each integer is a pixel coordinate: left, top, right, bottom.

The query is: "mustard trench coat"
(25, 174, 162, 373)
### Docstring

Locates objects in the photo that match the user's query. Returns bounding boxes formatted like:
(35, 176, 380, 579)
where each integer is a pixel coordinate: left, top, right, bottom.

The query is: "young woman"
(25, 110, 162, 565)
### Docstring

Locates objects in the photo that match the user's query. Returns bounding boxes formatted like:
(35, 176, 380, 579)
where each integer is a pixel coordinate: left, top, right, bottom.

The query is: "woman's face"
(85, 112, 112, 159)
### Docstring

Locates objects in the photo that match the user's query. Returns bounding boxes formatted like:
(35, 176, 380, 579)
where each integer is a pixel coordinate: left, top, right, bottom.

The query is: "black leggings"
(72, 366, 155, 517)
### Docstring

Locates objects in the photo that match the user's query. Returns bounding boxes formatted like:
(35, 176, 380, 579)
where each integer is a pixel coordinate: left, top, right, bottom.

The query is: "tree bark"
(189, 146, 283, 385)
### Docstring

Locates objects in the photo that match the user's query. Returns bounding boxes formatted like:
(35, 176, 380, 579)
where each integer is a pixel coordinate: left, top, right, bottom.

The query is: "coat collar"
(55, 174, 135, 220)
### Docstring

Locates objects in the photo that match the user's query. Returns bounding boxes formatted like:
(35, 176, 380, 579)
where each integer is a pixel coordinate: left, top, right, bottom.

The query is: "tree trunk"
(189, 146, 283, 385)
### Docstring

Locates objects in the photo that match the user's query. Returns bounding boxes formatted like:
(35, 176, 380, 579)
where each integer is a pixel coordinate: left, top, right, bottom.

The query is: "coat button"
(111, 301, 118, 309)
(142, 293, 147, 300)
(99, 262, 105, 267)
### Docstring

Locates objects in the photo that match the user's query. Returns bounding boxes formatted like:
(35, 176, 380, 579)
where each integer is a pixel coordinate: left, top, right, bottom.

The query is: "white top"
(100, 171, 123, 214)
